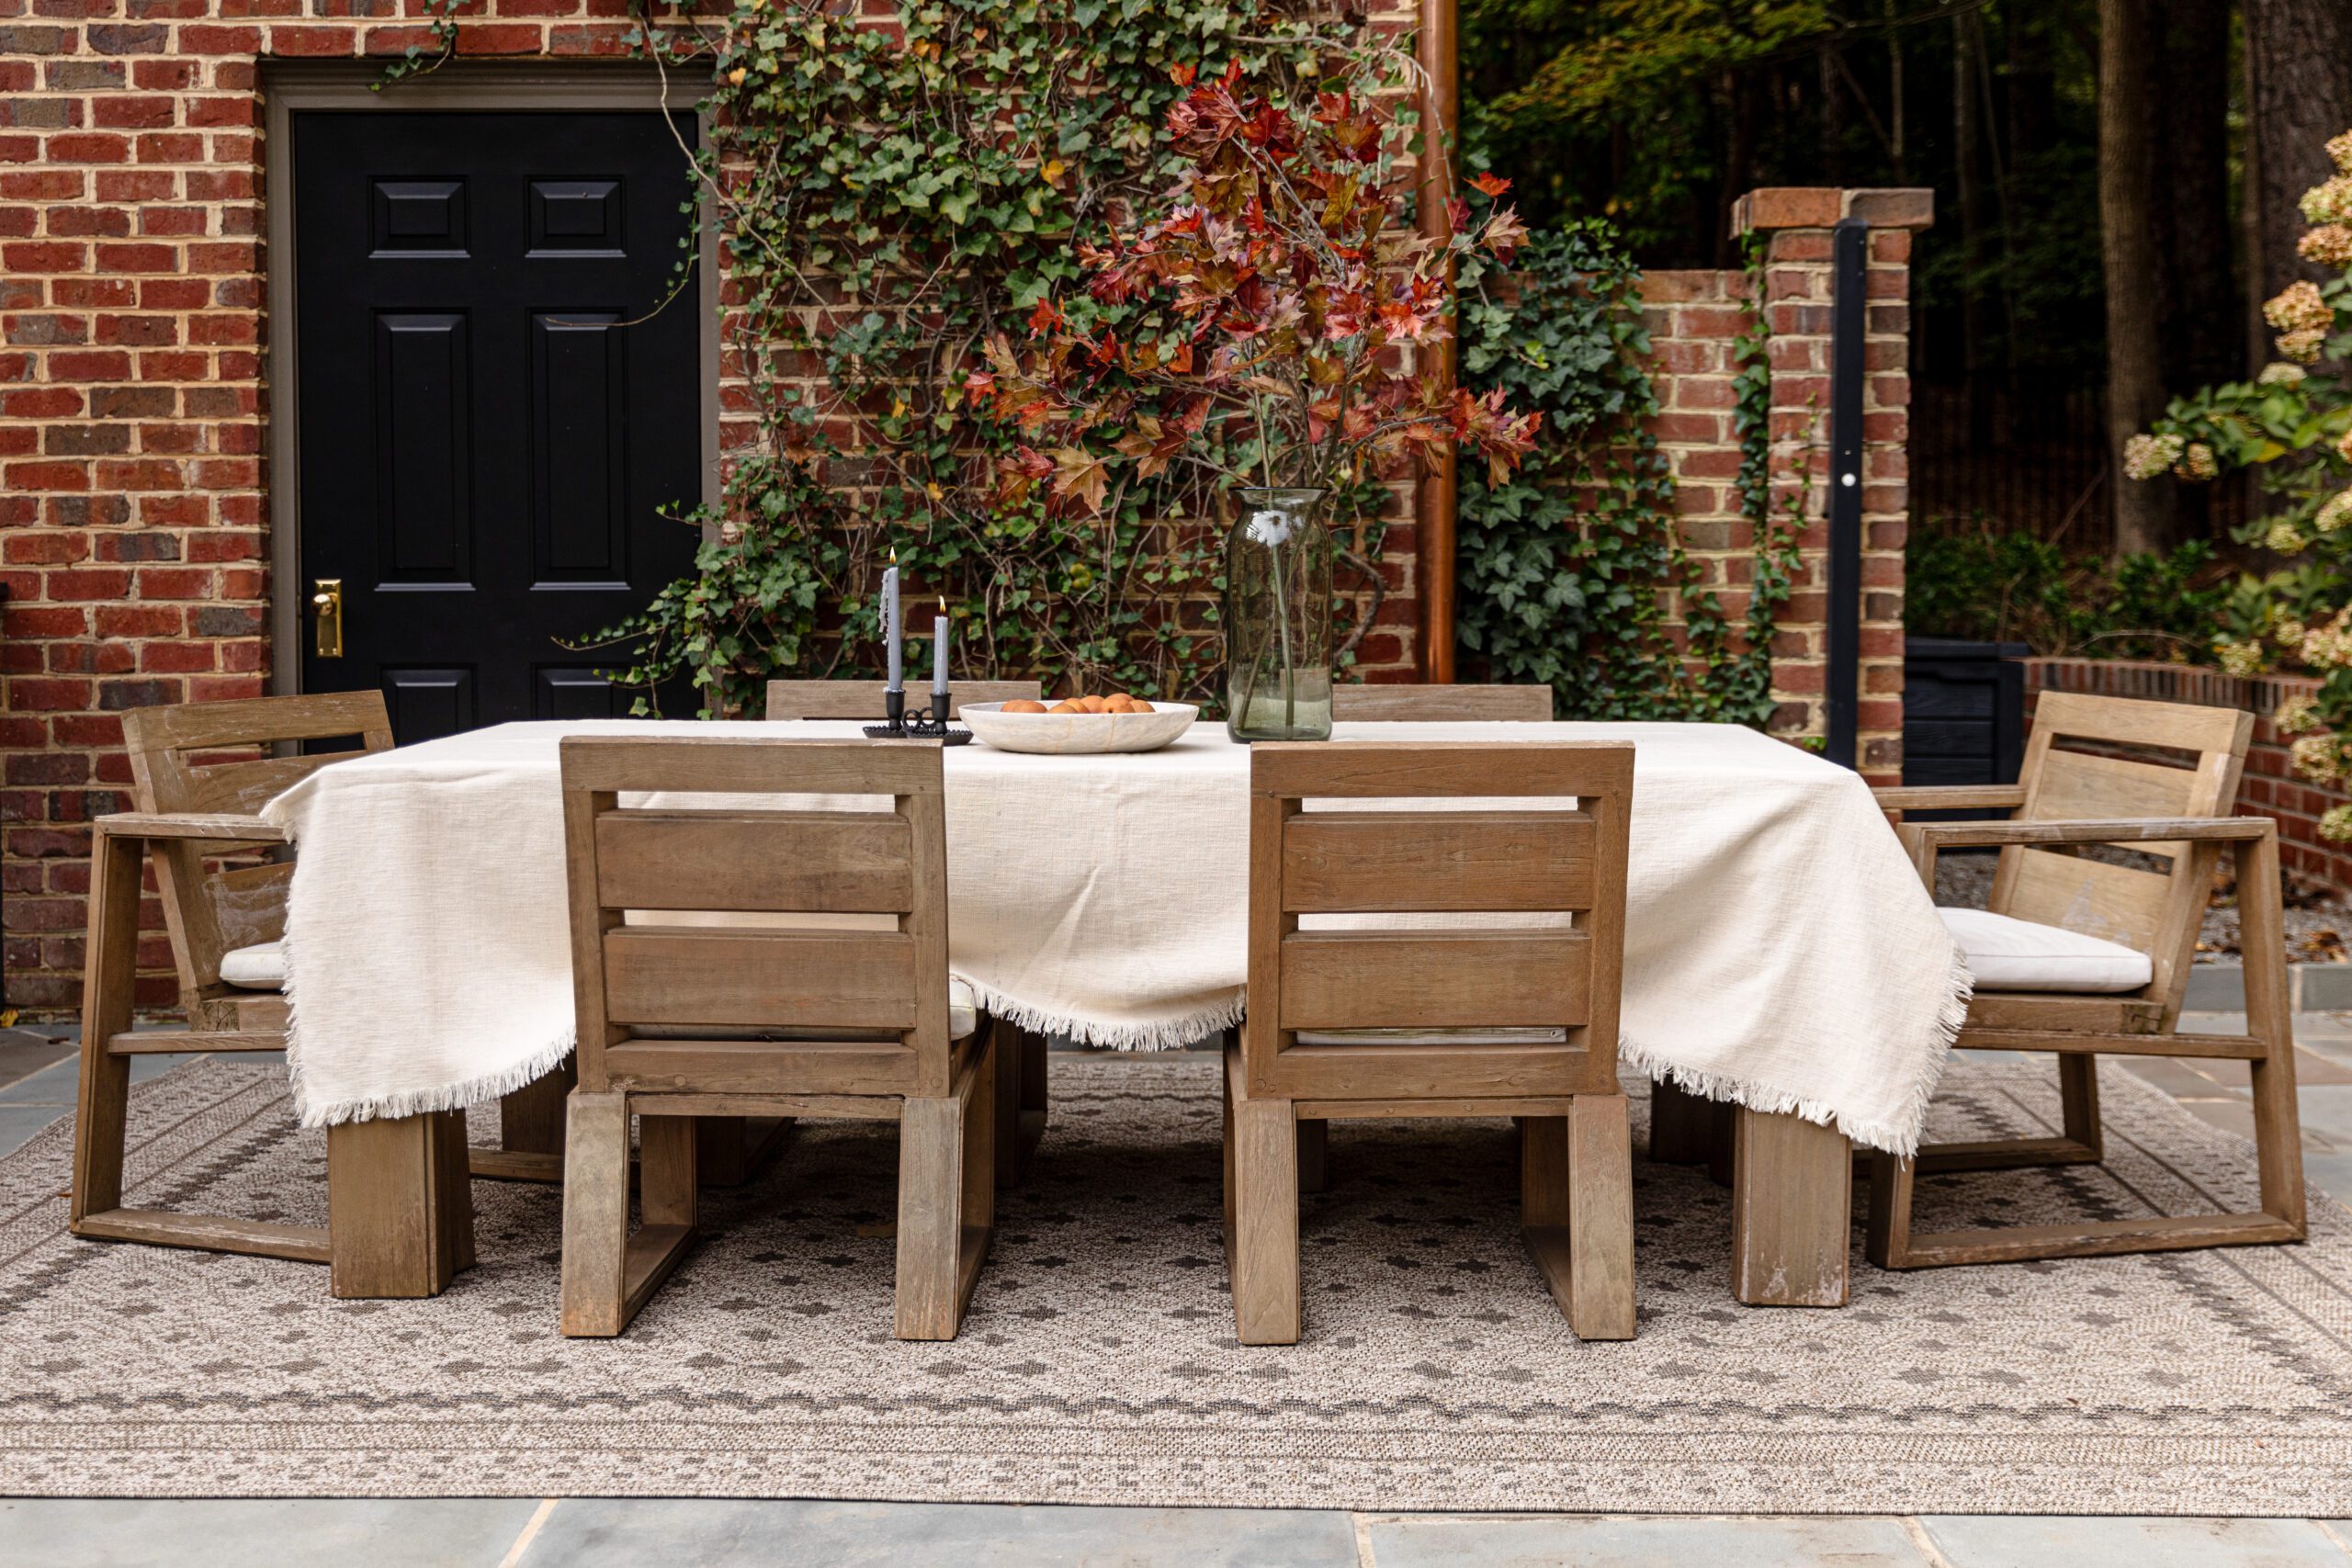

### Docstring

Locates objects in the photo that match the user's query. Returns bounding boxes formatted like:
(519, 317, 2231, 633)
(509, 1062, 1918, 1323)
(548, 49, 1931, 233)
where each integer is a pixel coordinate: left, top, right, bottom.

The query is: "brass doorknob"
(311, 577, 344, 659)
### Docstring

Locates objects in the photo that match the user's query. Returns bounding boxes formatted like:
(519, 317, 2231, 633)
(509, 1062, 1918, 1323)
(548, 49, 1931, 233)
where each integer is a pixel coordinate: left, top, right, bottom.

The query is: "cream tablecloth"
(260, 718, 1968, 1153)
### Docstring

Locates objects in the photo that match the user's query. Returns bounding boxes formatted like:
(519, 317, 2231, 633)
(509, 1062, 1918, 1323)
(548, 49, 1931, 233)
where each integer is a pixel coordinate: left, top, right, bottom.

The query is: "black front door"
(293, 109, 702, 741)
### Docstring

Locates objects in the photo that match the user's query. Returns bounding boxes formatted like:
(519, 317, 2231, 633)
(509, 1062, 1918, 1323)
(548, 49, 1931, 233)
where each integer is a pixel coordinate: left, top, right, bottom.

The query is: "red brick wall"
(2022, 658, 2352, 892)
(1634, 187, 1925, 780)
(0, 0, 1926, 1022)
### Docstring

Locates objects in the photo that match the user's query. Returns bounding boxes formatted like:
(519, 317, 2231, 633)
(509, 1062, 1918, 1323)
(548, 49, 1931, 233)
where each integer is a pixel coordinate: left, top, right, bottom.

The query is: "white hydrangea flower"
(2319, 489, 2352, 534)
(2217, 640, 2267, 677)
(2266, 519, 2311, 555)
(2267, 279, 2333, 333)
(2175, 442, 2219, 481)
(2324, 803, 2352, 843)
(2279, 326, 2329, 364)
(2277, 693, 2321, 733)
(2293, 732, 2345, 784)
(2258, 361, 2309, 387)
(2123, 433, 2184, 480)
(2301, 173, 2352, 227)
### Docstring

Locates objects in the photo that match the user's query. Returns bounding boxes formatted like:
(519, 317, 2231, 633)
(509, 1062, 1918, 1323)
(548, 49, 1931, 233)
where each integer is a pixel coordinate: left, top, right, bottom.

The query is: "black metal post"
(1824, 216, 1869, 771)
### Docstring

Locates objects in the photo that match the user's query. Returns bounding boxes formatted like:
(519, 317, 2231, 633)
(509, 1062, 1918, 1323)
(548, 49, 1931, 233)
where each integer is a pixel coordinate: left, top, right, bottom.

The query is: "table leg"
(1730, 1106, 1851, 1307)
(994, 1023, 1048, 1188)
(1647, 1077, 1716, 1165)
(328, 1109, 476, 1298)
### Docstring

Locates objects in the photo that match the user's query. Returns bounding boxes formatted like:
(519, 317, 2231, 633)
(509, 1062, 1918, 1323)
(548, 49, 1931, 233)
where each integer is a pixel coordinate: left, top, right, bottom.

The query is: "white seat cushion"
(1939, 907, 2153, 994)
(219, 940, 285, 991)
(1292, 1026, 1569, 1046)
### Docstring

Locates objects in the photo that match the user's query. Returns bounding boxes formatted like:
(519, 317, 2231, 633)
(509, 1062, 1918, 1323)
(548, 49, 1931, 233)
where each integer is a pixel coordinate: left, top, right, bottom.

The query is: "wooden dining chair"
(556, 734, 997, 1340)
(76, 691, 474, 1296)
(1869, 691, 2305, 1268)
(1330, 682, 1554, 722)
(763, 678, 1042, 719)
(1227, 740, 1637, 1344)
(1298, 681, 1555, 1189)
(765, 674, 1051, 1190)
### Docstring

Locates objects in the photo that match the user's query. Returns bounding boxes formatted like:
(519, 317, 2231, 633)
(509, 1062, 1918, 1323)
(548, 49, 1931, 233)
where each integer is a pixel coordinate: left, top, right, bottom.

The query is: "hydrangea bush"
(2132, 129, 2352, 836)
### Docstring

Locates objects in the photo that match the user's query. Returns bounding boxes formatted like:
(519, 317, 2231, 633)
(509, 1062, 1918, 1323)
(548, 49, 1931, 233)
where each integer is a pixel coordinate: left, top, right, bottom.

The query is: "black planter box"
(1903, 637, 2027, 796)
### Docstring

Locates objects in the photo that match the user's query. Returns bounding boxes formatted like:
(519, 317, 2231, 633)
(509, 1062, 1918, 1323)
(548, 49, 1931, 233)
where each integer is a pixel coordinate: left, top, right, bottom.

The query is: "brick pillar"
(1728, 186, 1932, 784)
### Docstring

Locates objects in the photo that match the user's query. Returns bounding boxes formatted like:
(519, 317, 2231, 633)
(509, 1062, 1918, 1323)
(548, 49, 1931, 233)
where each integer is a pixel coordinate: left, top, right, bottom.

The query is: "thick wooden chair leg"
(1864, 1148, 1915, 1268)
(70, 827, 141, 1230)
(694, 1116, 794, 1188)
(560, 1091, 635, 1337)
(327, 1109, 476, 1299)
(1296, 1118, 1329, 1194)
(896, 1038, 992, 1341)
(993, 1023, 1047, 1189)
(1223, 1048, 1300, 1346)
(1705, 1100, 1736, 1188)
(1731, 1106, 1851, 1306)
(469, 1059, 577, 1184)
(1522, 1098, 1637, 1339)
(1647, 1077, 1717, 1166)
(1570, 1095, 1636, 1337)
(639, 1114, 700, 1232)
(2058, 1054, 2102, 1160)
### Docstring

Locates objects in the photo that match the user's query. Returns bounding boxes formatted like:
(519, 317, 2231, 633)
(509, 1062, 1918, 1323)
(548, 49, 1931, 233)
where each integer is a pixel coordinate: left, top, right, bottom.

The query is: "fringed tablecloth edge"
(1617, 947, 1974, 1158)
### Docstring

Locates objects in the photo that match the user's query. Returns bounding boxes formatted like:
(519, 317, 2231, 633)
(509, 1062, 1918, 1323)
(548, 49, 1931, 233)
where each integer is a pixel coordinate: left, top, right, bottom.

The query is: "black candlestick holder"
(864, 688, 971, 743)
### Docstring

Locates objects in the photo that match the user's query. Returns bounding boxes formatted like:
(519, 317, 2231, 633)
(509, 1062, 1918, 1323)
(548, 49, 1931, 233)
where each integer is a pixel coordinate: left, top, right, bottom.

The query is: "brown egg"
(1077, 694, 1109, 713)
(1049, 699, 1086, 715)
(1102, 693, 1136, 713)
(1001, 699, 1047, 714)
(1125, 697, 1154, 713)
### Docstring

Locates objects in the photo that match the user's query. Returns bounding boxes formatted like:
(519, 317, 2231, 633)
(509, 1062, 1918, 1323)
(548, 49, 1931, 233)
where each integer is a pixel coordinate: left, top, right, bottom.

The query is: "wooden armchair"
(1227, 740, 1637, 1344)
(1330, 683, 1554, 722)
(556, 735, 997, 1340)
(77, 691, 473, 1296)
(1870, 691, 2305, 1267)
(764, 674, 1050, 1190)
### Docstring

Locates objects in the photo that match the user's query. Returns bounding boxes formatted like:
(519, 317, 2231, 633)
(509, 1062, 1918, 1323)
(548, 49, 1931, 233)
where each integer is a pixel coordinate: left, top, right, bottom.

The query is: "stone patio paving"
(4, 1020, 2349, 1567)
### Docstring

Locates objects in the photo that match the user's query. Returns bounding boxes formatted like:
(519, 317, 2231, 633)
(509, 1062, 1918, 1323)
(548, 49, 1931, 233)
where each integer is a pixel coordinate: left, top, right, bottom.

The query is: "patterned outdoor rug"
(3, 1054, 2350, 1514)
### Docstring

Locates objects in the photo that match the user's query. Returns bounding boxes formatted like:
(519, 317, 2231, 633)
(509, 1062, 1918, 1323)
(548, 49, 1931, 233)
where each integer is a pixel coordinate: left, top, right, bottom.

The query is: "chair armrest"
(1871, 784, 2026, 819)
(96, 811, 288, 845)
(1909, 816, 2270, 852)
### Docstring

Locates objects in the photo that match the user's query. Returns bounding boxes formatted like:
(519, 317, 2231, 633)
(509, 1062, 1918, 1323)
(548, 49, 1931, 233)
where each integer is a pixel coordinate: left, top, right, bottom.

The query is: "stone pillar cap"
(1730, 186, 1935, 235)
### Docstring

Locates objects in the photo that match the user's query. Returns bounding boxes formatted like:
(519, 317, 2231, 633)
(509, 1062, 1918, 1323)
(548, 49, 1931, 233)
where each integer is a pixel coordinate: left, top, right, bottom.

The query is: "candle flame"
(888, 547, 898, 565)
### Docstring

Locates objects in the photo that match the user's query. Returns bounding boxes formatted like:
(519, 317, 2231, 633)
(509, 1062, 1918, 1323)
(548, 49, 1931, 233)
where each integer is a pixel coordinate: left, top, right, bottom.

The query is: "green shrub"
(1905, 523, 2225, 660)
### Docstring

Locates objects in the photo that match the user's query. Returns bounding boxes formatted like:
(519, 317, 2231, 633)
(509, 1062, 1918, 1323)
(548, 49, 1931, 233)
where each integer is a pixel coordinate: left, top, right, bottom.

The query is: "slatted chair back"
(560, 736, 959, 1101)
(1330, 683, 1554, 722)
(119, 691, 394, 1014)
(1991, 692, 2252, 1020)
(1243, 741, 1633, 1106)
(764, 678, 1042, 719)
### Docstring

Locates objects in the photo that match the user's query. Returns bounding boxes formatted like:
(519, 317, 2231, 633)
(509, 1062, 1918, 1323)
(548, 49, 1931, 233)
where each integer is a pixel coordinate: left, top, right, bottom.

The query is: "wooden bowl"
(958, 701, 1199, 755)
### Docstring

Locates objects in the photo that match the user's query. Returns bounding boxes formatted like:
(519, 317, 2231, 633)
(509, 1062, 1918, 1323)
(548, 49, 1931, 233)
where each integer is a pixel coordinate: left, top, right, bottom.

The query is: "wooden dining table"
(259, 716, 1969, 1308)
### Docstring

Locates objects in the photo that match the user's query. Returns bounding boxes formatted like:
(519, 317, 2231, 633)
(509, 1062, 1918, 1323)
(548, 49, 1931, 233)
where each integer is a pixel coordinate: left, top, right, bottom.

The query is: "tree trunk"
(1953, 16, 1990, 446)
(2152, 0, 2237, 541)
(2245, 0, 2352, 321)
(2153, 0, 2238, 390)
(2099, 0, 2176, 558)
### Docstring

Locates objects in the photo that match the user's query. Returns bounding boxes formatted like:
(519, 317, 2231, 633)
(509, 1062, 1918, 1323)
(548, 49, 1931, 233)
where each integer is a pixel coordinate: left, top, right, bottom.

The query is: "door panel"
(295, 110, 700, 742)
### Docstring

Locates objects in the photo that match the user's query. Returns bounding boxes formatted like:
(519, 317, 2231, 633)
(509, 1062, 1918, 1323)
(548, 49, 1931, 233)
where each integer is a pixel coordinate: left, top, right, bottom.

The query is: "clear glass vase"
(1223, 487, 1334, 742)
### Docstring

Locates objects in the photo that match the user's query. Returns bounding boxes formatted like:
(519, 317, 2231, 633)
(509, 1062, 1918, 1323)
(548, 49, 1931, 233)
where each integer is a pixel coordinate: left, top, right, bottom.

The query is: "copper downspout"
(1413, 0, 1459, 682)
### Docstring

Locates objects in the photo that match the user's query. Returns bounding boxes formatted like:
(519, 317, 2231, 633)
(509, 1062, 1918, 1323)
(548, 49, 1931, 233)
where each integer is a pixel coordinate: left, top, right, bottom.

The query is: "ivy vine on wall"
(384, 3, 1804, 724)
(1454, 220, 1799, 728)
(565, 0, 1371, 717)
